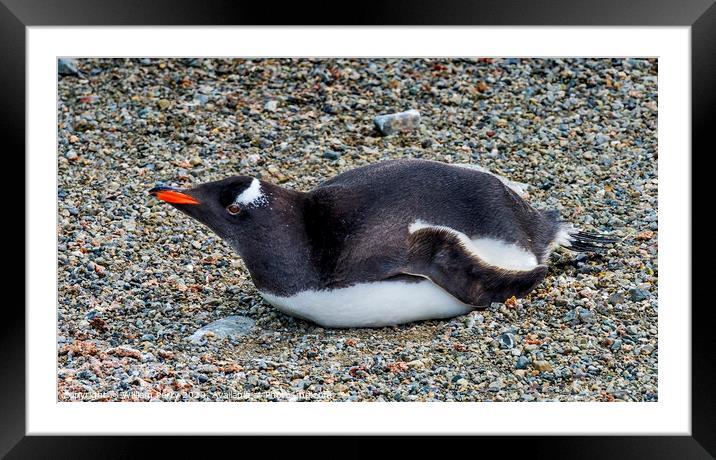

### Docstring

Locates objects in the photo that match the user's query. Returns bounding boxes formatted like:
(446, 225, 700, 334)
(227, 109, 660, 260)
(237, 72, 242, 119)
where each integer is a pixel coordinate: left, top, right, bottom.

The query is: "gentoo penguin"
(149, 159, 614, 328)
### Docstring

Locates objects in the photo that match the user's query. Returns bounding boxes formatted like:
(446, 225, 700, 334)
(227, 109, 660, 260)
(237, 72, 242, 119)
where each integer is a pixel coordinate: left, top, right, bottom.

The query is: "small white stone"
(264, 100, 278, 112)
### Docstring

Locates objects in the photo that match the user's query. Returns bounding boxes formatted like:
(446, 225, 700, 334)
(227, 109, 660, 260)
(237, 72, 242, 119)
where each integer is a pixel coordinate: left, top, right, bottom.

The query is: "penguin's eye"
(226, 204, 241, 215)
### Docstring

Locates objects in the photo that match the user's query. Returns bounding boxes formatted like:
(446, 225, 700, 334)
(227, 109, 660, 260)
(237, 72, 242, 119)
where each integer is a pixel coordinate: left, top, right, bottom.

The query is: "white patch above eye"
(409, 220, 538, 271)
(235, 178, 267, 206)
(260, 280, 473, 328)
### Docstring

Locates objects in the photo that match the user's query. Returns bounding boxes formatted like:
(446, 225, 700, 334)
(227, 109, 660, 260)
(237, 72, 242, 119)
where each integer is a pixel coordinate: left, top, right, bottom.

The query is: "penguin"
(149, 159, 614, 328)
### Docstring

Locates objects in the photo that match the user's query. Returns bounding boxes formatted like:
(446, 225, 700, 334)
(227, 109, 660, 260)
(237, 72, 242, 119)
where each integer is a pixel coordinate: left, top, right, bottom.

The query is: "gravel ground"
(57, 58, 658, 402)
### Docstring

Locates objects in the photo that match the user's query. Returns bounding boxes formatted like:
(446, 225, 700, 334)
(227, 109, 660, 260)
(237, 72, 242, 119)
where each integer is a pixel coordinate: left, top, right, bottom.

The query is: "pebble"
(629, 288, 651, 302)
(563, 306, 596, 324)
(264, 100, 278, 112)
(373, 109, 421, 136)
(58, 58, 80, 76)
(323, 150, 341, 160)
(407, 359, 426, 369)
(488, 380, 503, 392)
(533, 361, 553, 372)
(608, 292, 626, 305)
(187, 316, 255, 344)
(498, 332, 515, 349)
(244, 154, 261, 165)
(515, 355, 530, 369)
(595, 134, 610, 145)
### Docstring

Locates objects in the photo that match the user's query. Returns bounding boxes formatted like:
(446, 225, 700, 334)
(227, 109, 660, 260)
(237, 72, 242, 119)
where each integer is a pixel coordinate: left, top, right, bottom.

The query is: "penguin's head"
(149, 176, 275, 248)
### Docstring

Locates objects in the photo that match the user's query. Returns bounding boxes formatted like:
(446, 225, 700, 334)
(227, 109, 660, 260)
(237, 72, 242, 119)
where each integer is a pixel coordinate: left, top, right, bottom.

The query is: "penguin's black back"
(302, 159, 560, 289)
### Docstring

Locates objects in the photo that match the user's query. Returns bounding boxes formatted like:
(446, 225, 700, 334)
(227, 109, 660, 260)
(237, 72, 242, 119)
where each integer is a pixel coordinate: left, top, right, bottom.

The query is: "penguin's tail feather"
(543, 211, 619, 254)
(562, 230, 618, 253)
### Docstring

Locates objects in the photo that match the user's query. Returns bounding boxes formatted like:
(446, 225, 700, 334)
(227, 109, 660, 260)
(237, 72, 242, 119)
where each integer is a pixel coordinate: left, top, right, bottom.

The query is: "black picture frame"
(4, 0, 712, 457)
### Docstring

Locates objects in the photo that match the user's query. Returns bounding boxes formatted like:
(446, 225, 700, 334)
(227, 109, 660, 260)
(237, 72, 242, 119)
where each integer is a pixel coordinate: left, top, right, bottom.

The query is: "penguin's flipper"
(404, 227, 548, 307)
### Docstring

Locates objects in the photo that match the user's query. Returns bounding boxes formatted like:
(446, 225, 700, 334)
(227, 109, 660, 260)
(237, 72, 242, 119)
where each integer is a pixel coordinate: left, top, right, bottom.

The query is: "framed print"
(5, 0, 713, 457)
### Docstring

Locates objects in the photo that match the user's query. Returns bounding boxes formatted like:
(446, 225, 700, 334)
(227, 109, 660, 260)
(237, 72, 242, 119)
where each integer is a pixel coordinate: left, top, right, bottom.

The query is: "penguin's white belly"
(260, 280, 474, 328)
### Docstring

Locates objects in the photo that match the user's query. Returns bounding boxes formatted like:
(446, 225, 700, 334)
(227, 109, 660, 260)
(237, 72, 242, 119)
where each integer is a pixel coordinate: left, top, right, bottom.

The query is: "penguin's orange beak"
(149, 185, 200, 205)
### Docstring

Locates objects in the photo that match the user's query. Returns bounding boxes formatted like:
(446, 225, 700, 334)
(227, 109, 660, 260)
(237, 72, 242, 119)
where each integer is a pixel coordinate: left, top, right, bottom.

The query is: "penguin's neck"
(229, 187, 319, 296)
